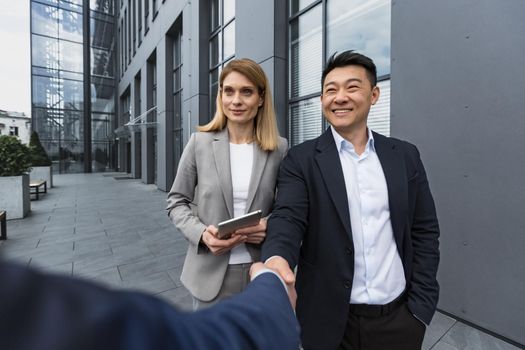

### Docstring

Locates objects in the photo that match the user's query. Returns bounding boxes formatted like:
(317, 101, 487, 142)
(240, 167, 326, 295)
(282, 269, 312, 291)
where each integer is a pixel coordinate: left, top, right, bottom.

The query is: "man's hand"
(265, 256, 295, 284)
(233, 218, 267, 244)
(250, 262, 297, 309)
(201, 225, 246, 255)
(264, 257, 297, 309)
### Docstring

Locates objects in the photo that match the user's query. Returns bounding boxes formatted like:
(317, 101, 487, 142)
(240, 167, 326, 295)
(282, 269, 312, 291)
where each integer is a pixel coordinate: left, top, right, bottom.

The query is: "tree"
(0, 135, 32, 176)
(29, 131, 52, 167)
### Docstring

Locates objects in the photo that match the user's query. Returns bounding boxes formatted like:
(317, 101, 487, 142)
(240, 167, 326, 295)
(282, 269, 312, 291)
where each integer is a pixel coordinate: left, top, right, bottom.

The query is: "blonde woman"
(166, 59, 287, 309)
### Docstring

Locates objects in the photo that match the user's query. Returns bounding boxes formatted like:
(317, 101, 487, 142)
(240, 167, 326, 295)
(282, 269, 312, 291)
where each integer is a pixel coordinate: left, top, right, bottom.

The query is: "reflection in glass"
(91, 18, 114, 49)
(91, 48, 114, 77)
(32, 34, 59, 69)
(59, 40, 84, 72)
(32, 3, 59, 37)
(327, 0, 391, 77)
(60, 0, 82, 12)
(210, 33, 221, 67)
(290, 97, 322, 145)
(223, 21, 235, 60)
(59, 9, 83, 42)
(210, 0, 219, 31)
(92, 114, 112, 171)
(290, 0, 318, 16)
(173, 69, 181, 91)
(223, 0, 235, 23)
(31, 0, 116, 174)
(210, 68, 219, 117)
(90, 0, 114, 13)
(290, 4, 322, 98)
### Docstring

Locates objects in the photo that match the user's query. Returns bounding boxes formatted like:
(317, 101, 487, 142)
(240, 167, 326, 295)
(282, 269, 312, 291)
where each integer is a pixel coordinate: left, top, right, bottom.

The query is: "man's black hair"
(321, 50, 377, 89)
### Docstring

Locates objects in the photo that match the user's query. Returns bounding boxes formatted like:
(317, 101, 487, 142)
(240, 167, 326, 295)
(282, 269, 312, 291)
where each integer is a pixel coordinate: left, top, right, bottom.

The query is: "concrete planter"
(0, 174, 30, 220)
(30, 166, 53, 188)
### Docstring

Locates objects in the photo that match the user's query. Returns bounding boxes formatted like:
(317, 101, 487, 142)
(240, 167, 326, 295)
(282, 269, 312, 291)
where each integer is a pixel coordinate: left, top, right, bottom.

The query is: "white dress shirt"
(331, 126, 406, 305)
(228, 142, 254, 265)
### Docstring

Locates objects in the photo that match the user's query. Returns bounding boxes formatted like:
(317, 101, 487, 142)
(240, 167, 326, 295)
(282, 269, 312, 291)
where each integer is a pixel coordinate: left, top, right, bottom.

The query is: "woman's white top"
(228, 142, 254, 264)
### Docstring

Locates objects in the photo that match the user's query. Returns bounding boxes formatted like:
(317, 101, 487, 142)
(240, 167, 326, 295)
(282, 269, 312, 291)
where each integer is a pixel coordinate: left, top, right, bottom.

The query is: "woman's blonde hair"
(198, 58, 279, 151)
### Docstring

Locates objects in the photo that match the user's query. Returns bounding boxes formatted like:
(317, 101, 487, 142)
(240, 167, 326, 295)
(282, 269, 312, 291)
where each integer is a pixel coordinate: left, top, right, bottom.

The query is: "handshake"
(250, 257, 297, 308)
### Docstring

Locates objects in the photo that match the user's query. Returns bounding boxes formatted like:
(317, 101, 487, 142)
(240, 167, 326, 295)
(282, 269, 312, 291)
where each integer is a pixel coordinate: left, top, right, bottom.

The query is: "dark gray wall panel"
(391, 0, 525, 345)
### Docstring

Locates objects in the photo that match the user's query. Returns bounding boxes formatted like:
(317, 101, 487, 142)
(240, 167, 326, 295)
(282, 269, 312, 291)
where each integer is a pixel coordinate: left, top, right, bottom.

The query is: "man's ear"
(371, 85, 380, 105)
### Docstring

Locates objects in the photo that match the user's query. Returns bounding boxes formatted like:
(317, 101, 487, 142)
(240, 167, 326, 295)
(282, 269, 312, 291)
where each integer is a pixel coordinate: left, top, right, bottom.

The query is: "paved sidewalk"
(0, 172, 192, 310)
(0, 173, 521, 349)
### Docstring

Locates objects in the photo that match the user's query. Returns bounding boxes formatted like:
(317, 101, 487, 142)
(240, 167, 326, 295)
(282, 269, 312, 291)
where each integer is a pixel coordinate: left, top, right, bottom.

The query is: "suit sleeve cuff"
(250, 268, 288, 292)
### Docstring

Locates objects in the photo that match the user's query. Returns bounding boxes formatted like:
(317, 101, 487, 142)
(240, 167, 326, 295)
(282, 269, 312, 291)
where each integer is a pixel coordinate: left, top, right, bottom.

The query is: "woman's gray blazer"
(166, 128, 288, 301)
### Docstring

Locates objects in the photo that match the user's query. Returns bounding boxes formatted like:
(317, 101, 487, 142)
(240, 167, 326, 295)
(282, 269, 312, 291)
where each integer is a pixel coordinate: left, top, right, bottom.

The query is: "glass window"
(288, 0, 391, 145)
(62, 79, 84, 110)
(327, 0, 390, 77)
(223, 21, 235, 60)
(223, 0, 235, 23)
(59, 40, 84, 72)
(209, 0, 235, 118)
(290, 0, 318, 15)
(32, 3, 59, 37)
(290, 4, 322, 98)
(59, 0, 82, 13)
(210, 0, 220, 31)
(9, 126, 19, 136)
(90, 0, 114, 14)
(290, 97, 323, 145)
(32, 34, 59, 68)
(210, 33, 221, 67)
(59, 9, 83, 43)
(91, 48, 114, 77)
(91, 18, 114, 49)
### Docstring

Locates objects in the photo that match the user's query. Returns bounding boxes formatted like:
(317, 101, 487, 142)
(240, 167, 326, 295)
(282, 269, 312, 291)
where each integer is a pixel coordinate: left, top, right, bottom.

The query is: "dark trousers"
(339, 298, 426, 350)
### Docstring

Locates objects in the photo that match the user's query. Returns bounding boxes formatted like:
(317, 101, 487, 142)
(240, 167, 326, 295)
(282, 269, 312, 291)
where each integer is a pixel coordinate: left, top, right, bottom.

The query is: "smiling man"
(262, 50, 440, 350)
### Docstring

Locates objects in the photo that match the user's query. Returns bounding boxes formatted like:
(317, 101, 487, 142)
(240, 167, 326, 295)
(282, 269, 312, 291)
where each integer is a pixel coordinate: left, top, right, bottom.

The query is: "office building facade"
(0, 110, 32, 144)
(114, 0, 391, 191)
(30, 0, 117, 174)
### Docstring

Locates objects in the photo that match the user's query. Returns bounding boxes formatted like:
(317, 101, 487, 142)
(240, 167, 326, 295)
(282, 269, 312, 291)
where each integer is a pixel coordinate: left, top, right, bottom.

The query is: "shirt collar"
(330, 126, 375, 154)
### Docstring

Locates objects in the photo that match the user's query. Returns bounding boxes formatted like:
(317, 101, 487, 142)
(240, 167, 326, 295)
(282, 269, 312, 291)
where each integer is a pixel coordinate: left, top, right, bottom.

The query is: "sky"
(0, 0, 31, 116)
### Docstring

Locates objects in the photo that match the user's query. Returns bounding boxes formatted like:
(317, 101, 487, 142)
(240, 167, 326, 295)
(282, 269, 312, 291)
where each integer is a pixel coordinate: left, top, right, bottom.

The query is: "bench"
(0, 210, 6, 240)
(30, 180, 47, 200)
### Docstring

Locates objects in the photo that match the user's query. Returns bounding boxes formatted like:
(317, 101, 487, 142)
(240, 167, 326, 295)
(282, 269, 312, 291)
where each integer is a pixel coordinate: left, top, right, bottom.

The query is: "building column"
(235, 0, 288, 137)
(155, 37, 174, 192)
(140, 62, 154, 184)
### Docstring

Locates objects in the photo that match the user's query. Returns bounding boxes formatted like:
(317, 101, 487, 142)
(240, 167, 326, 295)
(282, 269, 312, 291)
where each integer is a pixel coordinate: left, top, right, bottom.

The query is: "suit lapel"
(245, 145, 268, 212)
(314, 130, 353, 239)
(212, 128, 234, 218)
(373, 132, 407, 248)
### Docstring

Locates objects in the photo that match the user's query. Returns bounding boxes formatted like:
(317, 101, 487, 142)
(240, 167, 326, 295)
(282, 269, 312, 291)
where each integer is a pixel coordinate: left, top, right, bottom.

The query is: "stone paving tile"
(441, 322, 522, 350)
(156, 287, 193, 311)
(118, 252, 185, 281)
(166, 265, 184, 288)
(431, 341, 460, 350)
(30, 261, 73, 276)
(74, 266, 122, 289)
(147, 238, 188, 257)
(423, 311, 457, 350)
(121, 271, 177, 295)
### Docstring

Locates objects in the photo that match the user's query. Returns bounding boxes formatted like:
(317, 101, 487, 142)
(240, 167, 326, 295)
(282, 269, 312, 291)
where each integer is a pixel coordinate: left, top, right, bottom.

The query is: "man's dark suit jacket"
(262, 129, 440, 350)
(0, 262, 300, 350)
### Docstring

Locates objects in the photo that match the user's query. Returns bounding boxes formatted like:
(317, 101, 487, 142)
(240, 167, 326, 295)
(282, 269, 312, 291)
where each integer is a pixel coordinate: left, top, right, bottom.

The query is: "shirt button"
(344, 281, 351, 289)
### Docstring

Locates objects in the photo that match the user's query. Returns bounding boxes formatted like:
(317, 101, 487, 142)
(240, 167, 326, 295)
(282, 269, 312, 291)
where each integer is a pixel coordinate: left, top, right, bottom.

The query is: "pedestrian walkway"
(0, 172, 192, 310)
(0, 173, 521, 349)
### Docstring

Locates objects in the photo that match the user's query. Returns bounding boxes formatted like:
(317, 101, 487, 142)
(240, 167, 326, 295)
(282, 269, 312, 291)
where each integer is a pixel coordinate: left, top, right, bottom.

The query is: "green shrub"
(29, 131, 52, 166)
(0, 135, 32, 176)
